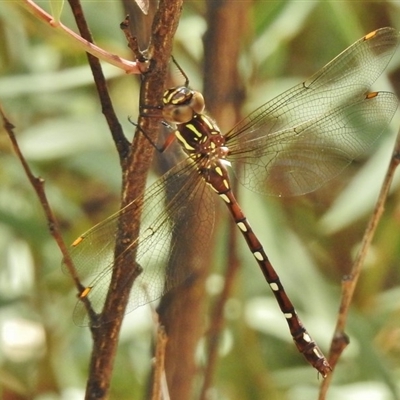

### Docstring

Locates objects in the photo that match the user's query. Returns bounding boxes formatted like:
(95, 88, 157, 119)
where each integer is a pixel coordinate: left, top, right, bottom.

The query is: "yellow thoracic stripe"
(175, 131, 195, 150)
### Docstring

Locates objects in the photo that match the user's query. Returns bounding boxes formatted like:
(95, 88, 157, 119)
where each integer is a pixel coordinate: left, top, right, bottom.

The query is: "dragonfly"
(64, 27, 399, 376)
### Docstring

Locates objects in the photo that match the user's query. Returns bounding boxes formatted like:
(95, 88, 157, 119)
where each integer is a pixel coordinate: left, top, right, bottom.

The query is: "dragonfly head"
(162, 86, 205, 124)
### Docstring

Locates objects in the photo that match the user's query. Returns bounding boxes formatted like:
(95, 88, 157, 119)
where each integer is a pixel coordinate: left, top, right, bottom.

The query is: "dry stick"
(66, 0, 129, 161)
(0, 107, 83, 290)
(19, 0, 140, 75)
(0, 102, 99, 342)
(120, 15, 149, 66)
(318, 129, 400, 400)
(1, 103, 99, 326)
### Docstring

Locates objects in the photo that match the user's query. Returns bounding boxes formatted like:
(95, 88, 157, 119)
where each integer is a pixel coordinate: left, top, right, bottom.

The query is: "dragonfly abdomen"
(209, 175, 331, 376)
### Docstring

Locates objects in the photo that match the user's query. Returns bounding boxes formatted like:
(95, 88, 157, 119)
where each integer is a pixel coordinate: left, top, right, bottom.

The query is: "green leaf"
(49, 0, 64, 23)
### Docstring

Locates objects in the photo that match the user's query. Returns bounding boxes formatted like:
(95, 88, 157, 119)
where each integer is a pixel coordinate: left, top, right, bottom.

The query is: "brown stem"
(67, 0, 130, 160)
(0, 106, 79, 288)
(318, 129, 400, 400)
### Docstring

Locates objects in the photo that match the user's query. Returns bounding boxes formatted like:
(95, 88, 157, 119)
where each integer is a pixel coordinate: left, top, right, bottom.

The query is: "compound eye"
(162, 87, 206, 124)
(189, 91, 205, 114)
(163, 103, 193, 124)
(163, 87, 193, 106)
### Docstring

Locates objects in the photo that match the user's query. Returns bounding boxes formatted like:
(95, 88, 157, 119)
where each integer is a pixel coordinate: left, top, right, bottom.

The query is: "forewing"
(227, 28, 398, 143)
(226, 28, 399, 196)
(232, 92, 397, 196)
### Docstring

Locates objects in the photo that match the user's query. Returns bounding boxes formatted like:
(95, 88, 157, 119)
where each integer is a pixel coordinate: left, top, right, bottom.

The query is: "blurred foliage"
(1, 1, 400, 399)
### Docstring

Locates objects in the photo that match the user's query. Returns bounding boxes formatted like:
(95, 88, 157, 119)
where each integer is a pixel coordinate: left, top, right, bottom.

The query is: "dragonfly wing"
(66, 160, 214, 326)
(226, 28, 399, 144)
(231, 92, 398, 196)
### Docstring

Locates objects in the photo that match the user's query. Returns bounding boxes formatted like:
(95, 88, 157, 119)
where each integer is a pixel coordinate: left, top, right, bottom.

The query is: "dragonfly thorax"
(175, 113, 228, 160)
(163, 86, 205, 124)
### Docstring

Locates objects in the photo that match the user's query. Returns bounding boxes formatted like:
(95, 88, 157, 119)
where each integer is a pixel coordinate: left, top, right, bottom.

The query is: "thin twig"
(120, 15, 150, 68)
(66, 0, 129, 160)
(319, 128, 400, 400)
(0, 105, 83, 292)
(19, 0, 140, 74)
